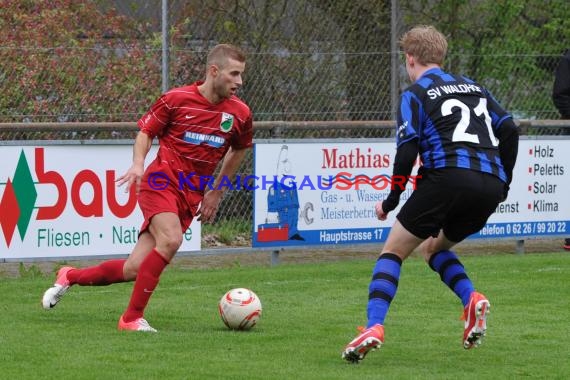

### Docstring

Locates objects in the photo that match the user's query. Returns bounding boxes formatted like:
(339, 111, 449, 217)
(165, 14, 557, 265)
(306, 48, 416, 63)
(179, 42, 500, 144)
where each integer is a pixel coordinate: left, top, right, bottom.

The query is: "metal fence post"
(161, 0, 169, 93)
(390, 0, 399, 120)
(271, 250, 280, 266)
(516, 239, 525, 255)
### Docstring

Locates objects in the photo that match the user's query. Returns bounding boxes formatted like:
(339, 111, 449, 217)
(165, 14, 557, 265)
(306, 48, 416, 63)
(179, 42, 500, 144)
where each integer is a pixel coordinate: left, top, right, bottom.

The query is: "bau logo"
(0, 148, 137, 247)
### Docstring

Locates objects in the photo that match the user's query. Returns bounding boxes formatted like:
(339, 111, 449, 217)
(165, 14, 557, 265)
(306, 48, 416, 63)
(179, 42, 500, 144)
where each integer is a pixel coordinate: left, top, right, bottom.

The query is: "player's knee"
(420, 242, 432, 256)
(419, 239, 437, 262)
(123, 261, 139, 281)
(158, 231, 183, 254)
(164, 238, 183, 254)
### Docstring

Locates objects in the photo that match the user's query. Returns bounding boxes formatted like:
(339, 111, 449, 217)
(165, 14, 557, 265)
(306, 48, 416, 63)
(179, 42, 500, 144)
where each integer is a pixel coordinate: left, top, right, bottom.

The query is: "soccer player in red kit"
(42, 44, 253, 332)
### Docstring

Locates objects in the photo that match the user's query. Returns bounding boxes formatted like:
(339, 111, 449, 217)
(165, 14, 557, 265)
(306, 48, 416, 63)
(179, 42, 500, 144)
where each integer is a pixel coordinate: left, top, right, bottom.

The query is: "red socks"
(65, 250, 169, 322)
(122, 248, 169, 322)
(67, 259, 126, 286)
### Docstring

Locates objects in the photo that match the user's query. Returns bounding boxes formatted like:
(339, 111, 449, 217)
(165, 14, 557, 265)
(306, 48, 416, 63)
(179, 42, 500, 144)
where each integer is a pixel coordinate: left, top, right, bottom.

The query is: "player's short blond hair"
(400, 25, 447, 66)
(207, 44, 246, 69)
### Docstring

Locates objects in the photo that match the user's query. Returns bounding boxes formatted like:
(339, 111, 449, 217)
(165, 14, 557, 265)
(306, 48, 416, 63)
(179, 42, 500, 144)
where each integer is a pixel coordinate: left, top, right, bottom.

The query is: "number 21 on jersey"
(441, 98, 499, 147)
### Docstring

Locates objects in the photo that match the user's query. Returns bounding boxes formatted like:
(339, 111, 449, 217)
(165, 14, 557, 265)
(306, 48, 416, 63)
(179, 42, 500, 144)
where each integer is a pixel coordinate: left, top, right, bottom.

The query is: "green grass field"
(1, 252, 568, 380)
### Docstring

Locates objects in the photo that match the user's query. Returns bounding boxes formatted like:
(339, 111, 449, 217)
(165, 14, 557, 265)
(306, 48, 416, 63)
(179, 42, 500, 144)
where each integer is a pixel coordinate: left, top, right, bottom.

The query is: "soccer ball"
(218, 288, 262, 330)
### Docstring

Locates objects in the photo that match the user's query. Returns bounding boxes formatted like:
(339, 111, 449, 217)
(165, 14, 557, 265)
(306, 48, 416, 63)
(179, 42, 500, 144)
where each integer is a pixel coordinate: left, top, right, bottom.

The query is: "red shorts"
(137, 180, 203, 234)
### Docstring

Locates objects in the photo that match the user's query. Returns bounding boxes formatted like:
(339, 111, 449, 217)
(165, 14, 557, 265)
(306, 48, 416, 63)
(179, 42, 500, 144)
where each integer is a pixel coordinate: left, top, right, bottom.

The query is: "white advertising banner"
(252, 139, 569, 247)
(0, 144, 200, 259)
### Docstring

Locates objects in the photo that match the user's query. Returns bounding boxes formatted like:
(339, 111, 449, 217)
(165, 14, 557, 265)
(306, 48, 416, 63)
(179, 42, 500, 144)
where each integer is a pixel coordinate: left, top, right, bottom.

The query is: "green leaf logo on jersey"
(220, 113, 234, 132)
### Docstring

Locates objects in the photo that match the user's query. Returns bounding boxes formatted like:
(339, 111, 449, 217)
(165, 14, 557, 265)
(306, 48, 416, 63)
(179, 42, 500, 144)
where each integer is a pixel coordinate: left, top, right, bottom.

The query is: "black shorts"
(397, 167, 505, 242)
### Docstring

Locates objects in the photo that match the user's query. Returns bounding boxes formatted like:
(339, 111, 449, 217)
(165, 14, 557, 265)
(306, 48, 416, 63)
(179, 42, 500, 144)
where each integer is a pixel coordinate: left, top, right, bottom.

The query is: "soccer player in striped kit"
(42, 44, 253, 332)
(343, 25, 519, 362)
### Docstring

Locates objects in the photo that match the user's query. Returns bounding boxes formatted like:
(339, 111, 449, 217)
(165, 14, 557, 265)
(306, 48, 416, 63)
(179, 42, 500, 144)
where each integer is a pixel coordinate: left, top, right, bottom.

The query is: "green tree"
(400, 0, 570, 118)
(0, 0, 160, 123)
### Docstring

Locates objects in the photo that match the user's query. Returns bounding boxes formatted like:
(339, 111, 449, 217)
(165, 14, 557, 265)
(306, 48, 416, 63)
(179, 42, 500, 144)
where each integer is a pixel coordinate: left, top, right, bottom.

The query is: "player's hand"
(375, 201, 388, 221)
(197, 189, 224, 223)
(116, 164, 144, 194)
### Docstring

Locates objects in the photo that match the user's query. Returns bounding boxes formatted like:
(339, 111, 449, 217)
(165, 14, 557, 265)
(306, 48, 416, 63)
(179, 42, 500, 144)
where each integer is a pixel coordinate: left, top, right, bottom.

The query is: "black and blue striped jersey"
(396, 68, 513, 183)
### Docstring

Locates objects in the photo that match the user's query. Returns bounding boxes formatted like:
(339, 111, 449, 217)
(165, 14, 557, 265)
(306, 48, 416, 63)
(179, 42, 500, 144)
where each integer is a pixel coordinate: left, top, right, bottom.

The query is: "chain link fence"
(1, 0, 569, 123)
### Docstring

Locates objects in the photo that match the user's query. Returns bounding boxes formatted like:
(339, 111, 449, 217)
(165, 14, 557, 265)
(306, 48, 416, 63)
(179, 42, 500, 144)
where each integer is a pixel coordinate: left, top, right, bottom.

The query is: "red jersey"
(137, 81, 253, 192)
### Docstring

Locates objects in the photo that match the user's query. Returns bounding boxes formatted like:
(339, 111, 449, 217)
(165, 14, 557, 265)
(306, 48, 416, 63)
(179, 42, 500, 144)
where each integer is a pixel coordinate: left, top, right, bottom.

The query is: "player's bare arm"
(198, 146, 249, 223)
(116, 131, 153, 194)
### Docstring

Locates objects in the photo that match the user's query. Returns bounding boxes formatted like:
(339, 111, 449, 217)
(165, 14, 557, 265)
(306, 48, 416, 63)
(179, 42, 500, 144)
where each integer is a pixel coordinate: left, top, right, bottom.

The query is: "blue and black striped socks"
(428, 250, 474, 306)
(367, 253, 402, 327)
